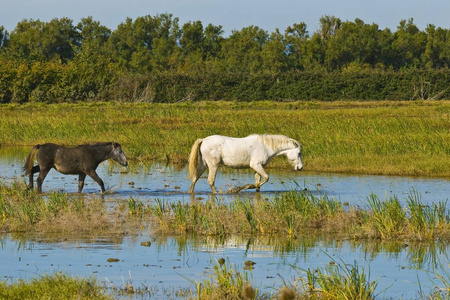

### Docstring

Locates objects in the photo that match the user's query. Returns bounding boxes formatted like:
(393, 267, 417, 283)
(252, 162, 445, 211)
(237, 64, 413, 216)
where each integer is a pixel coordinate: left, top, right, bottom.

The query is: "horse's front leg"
(251, 164, 269, 191)
(254, 173, 261, 192)
(86, 170, 106, 193)
(78, 173, 86, 193)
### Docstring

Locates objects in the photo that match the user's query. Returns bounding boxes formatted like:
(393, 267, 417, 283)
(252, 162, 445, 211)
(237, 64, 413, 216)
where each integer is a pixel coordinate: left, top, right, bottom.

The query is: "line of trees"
(1, 14, 450, 103)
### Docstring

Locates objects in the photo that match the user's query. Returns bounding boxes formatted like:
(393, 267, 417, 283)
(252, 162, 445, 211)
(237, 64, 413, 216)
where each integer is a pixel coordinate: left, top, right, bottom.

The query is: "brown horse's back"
(54, 146, 91, 174)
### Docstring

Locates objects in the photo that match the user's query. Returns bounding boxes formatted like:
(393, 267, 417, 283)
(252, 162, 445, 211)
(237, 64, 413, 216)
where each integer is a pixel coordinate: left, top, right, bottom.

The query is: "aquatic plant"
(406, 190, 449, 240)
(364, 194, 406, 239)
(146, 190, 450, 242)
(148, 190, 346, 237)
(0, 272, 111, 299)
(0, 181, 146, 234)
(194, 260, 256, 300)
(301, 259, 379, 299)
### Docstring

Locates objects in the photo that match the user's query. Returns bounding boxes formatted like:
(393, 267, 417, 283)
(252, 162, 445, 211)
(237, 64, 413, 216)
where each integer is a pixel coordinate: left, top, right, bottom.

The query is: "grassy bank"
(2, 181, 448, 241)
(147, 190, 450, 241)
(0, 181, 142, 234)
(0, 100, 448, 177)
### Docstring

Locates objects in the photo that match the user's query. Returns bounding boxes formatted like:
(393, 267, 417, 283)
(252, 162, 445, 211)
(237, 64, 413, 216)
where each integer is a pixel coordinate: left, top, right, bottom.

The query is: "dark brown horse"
(24, 142, 128, 193)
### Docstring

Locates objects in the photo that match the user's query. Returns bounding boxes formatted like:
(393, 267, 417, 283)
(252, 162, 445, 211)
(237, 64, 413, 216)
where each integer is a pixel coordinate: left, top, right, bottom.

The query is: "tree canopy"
(1, 14, 450, 103)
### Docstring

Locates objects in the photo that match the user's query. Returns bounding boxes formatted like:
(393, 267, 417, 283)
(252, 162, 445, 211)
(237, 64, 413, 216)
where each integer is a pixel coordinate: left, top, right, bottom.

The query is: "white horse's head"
(286, 146, 303, 171)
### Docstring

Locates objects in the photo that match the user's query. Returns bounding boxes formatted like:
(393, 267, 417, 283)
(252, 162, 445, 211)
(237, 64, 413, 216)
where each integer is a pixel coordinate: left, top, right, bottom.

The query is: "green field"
(0, 100, 449, 177)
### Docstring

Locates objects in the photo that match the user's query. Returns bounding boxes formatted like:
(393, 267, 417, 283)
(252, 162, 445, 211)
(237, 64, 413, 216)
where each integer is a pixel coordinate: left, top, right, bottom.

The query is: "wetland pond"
(1, 148, 449, 298)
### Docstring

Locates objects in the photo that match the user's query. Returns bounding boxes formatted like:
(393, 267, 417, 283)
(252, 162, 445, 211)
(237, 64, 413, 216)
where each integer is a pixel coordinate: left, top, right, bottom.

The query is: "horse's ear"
(112, 142, 119, 148)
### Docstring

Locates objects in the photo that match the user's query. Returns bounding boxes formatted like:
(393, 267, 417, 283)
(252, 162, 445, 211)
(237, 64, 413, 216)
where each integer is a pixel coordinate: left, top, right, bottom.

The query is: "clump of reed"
(193, 259, 378, 300)
(0, 272, 111, 299)
(148, 190, 347, 237)
(193, 260, 256, 299)
(147, 190, 450, 241)
(0, 181, 138, 234)
(361, 191, 450, 240)
(298, 259, 378, 299)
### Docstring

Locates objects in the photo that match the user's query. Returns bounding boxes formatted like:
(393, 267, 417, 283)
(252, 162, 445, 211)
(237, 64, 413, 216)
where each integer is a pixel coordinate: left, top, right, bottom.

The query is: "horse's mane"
(255, 134, 300, 151)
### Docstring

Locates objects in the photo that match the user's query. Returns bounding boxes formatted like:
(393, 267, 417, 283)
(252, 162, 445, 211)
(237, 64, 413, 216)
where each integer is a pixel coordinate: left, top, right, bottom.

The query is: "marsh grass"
(0, 181, 145, 234)
(146, 190, 450, 241)
(406, 190, 448, 239)
(192, 259, 378, 300)
(1, 100, 448, 177)
(0, 272, 111, 300)
(193, 260, 255, 300)
(362, 191, 450, 240)
(146, 191, 347, 237)
(299, 259, 379, 299)
(427, 259, 450, 299)
(364, 194, 406, 239)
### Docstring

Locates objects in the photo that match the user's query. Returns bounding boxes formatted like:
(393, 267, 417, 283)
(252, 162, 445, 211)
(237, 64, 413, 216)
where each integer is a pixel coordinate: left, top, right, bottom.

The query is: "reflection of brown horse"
(24, 142, 128, 193)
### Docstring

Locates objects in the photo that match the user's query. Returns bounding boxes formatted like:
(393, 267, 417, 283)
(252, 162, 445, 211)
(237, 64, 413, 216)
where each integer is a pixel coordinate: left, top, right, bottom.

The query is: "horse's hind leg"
(78, 174, 86, 193)
(28, 165, 40, 189)
(207, 165, 219, 194)
(36, 167, 50, 194)
(86, 170, 105, 193)
(188, 164, 207, 193)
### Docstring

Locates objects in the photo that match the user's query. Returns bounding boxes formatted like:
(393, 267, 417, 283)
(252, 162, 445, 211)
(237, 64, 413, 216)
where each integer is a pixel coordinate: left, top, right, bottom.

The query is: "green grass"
(300, 259, 378, 299)
(191, 258, 378, 299)
(0, 181, 144, 234)
(0, 100, 448, 177)
(0, 273, 111, 300)
(1, 181, 449, 241)
(145, 190, 450, 241)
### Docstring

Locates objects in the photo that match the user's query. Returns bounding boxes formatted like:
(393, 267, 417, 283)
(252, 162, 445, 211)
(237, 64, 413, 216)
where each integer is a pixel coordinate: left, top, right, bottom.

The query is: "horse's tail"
(188, 139, 203, 179)
(23, 145, 39, 175)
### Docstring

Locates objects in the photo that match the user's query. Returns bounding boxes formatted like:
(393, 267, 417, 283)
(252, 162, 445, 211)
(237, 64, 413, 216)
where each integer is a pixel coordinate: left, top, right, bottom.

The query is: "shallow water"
(1, 233, 449, 299)
(1, 148, 448, 207)
(1, 148, 449, 298)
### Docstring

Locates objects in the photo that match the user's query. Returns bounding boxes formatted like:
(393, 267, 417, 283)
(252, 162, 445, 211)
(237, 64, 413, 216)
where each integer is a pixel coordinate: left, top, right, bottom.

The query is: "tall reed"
(364, 194, 406, 239)
(406, 190, 448, 240)
(301, 259, 378, 299)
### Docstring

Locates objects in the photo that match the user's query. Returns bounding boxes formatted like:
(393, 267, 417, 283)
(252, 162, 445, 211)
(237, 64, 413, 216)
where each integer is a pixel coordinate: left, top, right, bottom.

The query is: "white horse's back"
(201, 135, 263, 168)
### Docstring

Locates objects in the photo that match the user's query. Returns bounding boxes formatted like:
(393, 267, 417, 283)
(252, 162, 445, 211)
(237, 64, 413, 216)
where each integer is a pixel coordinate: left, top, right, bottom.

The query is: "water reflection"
(1, 147, 450, 298)
(1, 232, 449, 298)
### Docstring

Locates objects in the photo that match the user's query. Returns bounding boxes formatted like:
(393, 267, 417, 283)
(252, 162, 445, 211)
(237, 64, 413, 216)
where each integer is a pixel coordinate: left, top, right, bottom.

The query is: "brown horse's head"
(111, 142, 128, 167)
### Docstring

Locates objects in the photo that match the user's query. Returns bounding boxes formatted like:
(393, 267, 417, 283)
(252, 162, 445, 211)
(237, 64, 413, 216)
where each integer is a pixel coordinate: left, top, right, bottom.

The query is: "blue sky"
(2, 0, 450, 35)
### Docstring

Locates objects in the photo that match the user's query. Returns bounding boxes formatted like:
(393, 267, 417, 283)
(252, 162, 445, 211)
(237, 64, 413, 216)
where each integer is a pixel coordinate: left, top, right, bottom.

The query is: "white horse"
(188, 134, 303, 193)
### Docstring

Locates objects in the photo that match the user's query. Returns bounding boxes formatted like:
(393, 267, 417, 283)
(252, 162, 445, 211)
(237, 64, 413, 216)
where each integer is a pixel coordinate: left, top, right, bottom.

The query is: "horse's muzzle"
(121, 161, 128, 167)
(295, 166, 303, 171)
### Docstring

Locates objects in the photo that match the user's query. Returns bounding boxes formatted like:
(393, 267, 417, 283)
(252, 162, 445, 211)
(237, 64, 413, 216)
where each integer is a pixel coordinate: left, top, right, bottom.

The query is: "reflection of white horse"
(188, 134, 303, 193)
